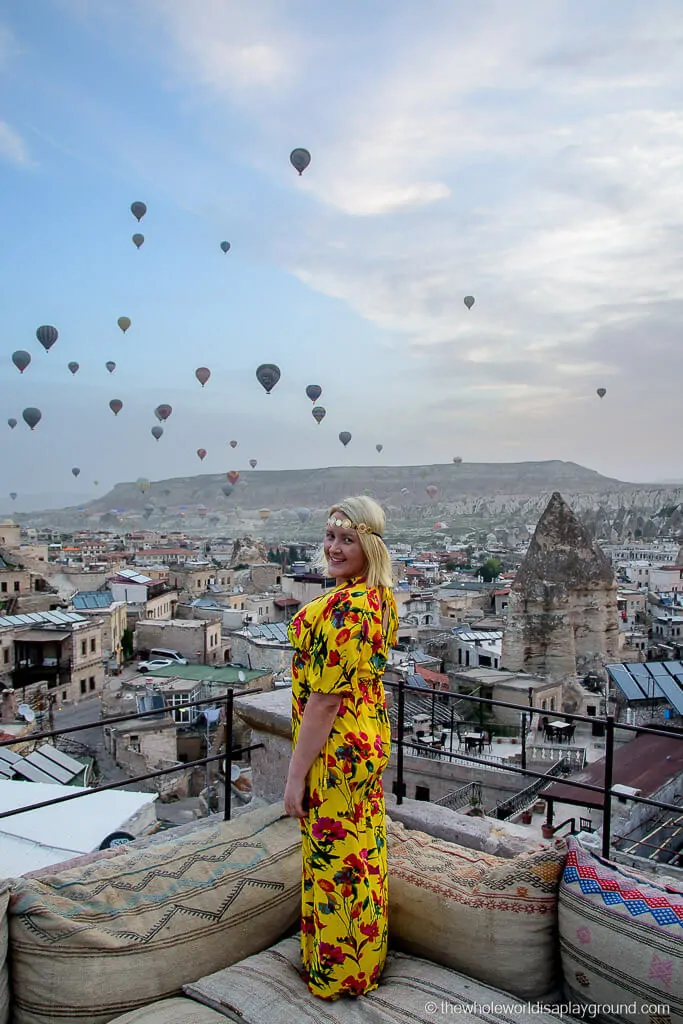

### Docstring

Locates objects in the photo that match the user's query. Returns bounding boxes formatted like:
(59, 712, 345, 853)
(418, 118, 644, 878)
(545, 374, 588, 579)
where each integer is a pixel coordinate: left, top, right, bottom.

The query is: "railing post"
(602, 714, 615, 858)
(224, 688, 233, 822)
(396, 676, 405, 805)
(521, 711, 527, 772)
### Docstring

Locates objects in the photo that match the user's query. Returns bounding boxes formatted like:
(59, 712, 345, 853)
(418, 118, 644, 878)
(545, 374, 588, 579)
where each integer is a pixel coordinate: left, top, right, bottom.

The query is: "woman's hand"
(284, 771, 307, 818)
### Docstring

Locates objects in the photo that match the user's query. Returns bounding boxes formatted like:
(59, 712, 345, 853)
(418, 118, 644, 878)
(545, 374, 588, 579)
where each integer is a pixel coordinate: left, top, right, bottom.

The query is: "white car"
(137, 658, 175, 673)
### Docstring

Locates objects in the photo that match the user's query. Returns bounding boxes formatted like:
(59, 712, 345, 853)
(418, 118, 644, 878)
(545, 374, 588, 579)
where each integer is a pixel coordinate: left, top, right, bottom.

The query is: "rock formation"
(229, 536, 269, 567)
(501, 492, 619, 680)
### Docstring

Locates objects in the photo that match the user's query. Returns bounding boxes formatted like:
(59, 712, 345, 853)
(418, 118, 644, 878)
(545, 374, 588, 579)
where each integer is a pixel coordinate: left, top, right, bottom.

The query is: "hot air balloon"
(246, 459, 256, 470)
(256, 363, 280, 394)
(305, 384, 322, 402)
(130, 201, 147, 222)
(290, 148, 311, 175)
(117, 317, 131, 333)
(227, 471, 240, 485)
(259, 508, 271, 520)
(132, 233, 144, 249)
(36, 326, 58, 351)
(22, 407, 41, 430)
(197, 448, 207, 461)
(136, 478, 150, 493)
(597, 388, 607, 399)
(9, 493, 17, 501)
(109, 399, 123, 416)
(453, 456, 462, 464)
(220, 241, 231, 253)
(312, 406, 326, 424)
(68, 361, 79, 375)
(296, 507, 310, 524)
(72, 467, 80, 478)
(12, 351, 31, 373)
(154, 404, 172, 422)
(195, 367, 210, 387)
(151, 426, 163, 441)
(339, 431, 352, 447)
(229, 440, 238, 449)
(464, 296, 475, 310)
(376, 444, 383, 453)
(7, 418, 17, 430)
(106, 361, 116, 374)
(221, 483, 233, 497)
(143, 503, 155, 519)
(426, 485, 438, 500)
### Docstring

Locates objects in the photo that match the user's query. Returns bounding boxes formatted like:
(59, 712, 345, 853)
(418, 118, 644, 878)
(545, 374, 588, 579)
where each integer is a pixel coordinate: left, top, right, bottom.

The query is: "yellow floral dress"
(287, 574, 398, 1000)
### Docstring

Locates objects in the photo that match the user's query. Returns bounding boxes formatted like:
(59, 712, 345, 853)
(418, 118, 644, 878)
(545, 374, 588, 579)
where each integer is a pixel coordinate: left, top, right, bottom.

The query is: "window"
(62, 690, 67, 701)
(89, 676, 96, 691)
(550, 698, 555, 711)
(0, 582, 6, 593)
(90, 638, 96, 653)
(13, 581, 19, 592)
(129, 735, 140, 753)
(80, 680, 87, 695)
(415, 785, 430, 801)
(81, 640, 86, 656)
(541, 700, 547, 711)
(2, 649, 8, 664)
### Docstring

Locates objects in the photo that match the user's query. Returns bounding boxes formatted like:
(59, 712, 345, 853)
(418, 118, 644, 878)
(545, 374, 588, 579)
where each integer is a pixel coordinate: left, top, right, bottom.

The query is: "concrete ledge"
(386, 795, 547, 858)
(236, 688, 292, 739)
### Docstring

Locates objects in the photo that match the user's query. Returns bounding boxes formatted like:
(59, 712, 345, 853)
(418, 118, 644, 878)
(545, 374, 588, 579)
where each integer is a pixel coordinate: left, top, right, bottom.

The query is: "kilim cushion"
(110, 997, 231, 1023)
(386, 819, 567, 999)
(0, 881, 9, 1024)
(8, 802, 301, 1024)
(184, 934, 579, 1023)
(559, 837, 682, 1024)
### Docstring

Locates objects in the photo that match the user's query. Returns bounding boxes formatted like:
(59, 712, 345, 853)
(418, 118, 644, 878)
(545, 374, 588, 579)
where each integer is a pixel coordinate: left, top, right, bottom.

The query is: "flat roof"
(543, 732, 683, 809)
(147, 664, 267, 684)
(0, 780, 156, 876)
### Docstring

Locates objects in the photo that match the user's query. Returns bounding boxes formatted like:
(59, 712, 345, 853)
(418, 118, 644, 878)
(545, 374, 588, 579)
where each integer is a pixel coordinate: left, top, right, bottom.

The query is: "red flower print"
(318, 879, 336, 893)
(360, 619, 370, 641)
(307, 788, 323, 808)
(312, 818, 347, 842)
(347, 611, 360, 623)
(327, 754, 337, 768)
(341, 972, 367, 996)
(319, 943, 346, 966)
(327, 649, 341, 667)
(343, 853, 367, 876)
(371, 630, 383, 652)
(360, 921, 379, 940)
(335, 627, 351, 645)
(374, 734, 384, 757)
(301, 915, 315, 935)
(367, 589, 380, 610)
(351, 902, 362, 919)
(352, 801, 364, 823)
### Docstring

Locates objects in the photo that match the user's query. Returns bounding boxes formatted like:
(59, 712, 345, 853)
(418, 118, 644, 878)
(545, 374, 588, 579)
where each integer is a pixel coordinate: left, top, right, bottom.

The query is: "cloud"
(0, 120, 34, 167)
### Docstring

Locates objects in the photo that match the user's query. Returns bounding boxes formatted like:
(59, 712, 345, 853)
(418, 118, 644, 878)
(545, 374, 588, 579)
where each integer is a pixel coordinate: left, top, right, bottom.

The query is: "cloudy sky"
(1, 0, 682, 508)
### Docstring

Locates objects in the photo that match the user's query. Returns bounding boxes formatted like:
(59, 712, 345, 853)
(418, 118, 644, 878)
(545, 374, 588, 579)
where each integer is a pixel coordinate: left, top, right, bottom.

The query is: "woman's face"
(324, 511, 367, 581)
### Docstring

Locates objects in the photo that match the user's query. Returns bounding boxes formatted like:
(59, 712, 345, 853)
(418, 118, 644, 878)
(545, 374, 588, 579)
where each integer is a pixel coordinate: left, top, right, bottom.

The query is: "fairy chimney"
(501, 492, 619, 680)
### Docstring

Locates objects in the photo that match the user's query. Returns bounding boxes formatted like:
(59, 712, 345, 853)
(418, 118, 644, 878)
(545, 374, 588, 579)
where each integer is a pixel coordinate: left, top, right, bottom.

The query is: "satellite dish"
(230, 763, 241, 782)
(98, 831, 136, 850)
(238, 670, 246, 683)
(17, 703, 35, 723)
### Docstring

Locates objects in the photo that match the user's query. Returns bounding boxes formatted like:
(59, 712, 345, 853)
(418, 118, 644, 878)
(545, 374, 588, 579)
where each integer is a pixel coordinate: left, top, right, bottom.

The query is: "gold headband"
(327, 515, 380, 537)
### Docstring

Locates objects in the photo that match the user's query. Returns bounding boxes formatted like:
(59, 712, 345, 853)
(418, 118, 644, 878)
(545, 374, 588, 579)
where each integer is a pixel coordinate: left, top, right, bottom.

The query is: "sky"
(1, 0, 683, 510)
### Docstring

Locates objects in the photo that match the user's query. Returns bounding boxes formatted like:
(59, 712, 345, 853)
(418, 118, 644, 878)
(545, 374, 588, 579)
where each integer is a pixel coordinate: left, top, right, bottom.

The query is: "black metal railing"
(385, 677, 683, 860)
(0, 687, 263, 824)
(493, 758, 569, 820)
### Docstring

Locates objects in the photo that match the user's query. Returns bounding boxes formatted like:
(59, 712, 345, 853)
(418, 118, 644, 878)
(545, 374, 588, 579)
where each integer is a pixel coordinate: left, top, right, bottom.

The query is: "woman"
(284, 495, 398, 1000)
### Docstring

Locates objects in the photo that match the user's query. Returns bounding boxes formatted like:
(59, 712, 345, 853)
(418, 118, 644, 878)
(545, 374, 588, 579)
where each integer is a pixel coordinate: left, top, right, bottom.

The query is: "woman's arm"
(284, 691, 340, 818)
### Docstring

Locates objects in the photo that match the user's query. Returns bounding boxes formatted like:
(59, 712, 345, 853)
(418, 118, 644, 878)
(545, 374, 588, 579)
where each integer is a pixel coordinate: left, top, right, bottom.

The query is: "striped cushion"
(184, 935, 577, 1023)
(111, 997, 229, 1023)
(387, 819, 567, 999)
(8, 803, 301, 1024)
(0, 882, 8, 1024)
(559, 837, 683, 1024)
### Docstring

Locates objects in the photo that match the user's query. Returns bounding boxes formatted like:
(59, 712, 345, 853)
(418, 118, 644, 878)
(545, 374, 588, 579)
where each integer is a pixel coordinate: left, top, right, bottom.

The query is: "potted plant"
(541, 823, 555, 839)
(469, 791, 484, 817)
(520, 809, 532, 824)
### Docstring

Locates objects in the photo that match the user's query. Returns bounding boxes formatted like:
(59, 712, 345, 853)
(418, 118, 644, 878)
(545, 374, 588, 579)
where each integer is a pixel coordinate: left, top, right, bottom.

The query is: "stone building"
(134, 617, 223, 664)
(501, 492, 619, 680)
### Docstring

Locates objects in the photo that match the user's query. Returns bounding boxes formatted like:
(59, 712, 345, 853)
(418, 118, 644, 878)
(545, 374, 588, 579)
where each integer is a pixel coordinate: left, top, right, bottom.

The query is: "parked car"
(137, 658, 175, 673)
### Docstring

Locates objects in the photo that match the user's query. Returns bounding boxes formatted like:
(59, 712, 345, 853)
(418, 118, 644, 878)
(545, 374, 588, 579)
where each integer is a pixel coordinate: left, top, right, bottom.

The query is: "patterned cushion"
(110, 997, 230, 1023)
(559, 837, 683, 1024)
(8, 802, 301, 1024)
(386, 819, 567, 999)
(0, 882, 9, 1024)
(184, 934, 576, 1023)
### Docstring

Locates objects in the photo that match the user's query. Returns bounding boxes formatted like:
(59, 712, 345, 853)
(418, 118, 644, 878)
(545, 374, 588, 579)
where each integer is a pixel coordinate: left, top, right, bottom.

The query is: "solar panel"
(12, 760, 60, 784)
(630, 663, 668, 700)
(24, 751, 74, 784)
(0, 748, 22, 765)
(37, 744, 84, 776)
(651, 672, 683, 716)
(0, 764, 14, 779)
(606, 665, 647, 701)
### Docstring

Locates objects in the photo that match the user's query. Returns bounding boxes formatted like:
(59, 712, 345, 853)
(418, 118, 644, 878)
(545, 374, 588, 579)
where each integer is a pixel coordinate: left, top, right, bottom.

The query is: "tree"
(121, 628, 134, 661)
(479, 557, 501, 583)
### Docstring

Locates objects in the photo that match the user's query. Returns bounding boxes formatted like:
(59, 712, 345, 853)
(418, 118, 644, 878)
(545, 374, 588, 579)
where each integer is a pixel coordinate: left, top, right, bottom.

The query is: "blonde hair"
(314, 495, 394, 589)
